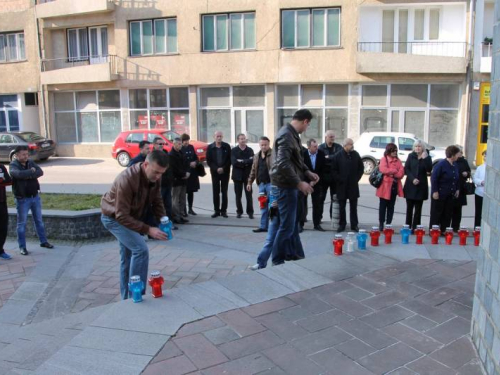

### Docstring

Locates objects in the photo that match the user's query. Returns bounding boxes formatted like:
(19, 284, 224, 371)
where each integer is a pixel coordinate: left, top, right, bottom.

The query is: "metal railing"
(41, 55, 117, 73)
(482, 42, 493, 58)
(358, 42, 468, 58)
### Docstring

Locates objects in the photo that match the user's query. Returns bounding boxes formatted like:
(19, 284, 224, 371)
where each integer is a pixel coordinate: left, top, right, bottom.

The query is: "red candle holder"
(415, 225, 425, 245)
(258, 193, 267, 209)
(333, 234, 344, 256)
(473, 226, 481, 247)
(383, 225, 394, 244)
(445, 227, 454, 245)
(458, 227, 469, 246)
(370, 226, 380, 247)
(430, 225, 441, 245)
(148, 271, 164, 298)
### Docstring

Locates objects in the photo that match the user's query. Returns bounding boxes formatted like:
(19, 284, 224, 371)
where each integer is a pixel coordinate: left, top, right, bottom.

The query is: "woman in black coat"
(451, 146, 471, 231)
(404, 140, 432, 232)
(181, 133, 200, 216)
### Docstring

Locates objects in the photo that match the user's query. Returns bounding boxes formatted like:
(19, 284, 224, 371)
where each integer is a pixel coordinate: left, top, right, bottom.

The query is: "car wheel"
(362, 158, 376, 175)
(117, 152, 131, 167)
(9, 152, 17, 162)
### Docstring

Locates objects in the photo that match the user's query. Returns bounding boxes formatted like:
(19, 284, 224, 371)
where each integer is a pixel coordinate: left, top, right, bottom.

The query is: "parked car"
(0, 132, 56, 162)
(354, 132, 446, 174)
(112, 129, 208, 167)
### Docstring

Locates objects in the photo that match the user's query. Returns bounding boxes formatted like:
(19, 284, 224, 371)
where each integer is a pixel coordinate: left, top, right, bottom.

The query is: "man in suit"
(319, 130, 343, 220)
(169, 138, 190, 225)
(302, 139, 327, 231)
(231, 134, 254, 219)
(128, 141, 151, 167)
(206, 131, 231, 218)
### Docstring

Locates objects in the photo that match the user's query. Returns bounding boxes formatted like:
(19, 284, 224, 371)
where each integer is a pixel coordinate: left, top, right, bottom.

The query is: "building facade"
(0, 0, 473, 159)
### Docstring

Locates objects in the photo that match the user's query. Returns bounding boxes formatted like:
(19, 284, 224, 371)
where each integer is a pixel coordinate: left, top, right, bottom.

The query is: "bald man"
(206, 131, 232, 218)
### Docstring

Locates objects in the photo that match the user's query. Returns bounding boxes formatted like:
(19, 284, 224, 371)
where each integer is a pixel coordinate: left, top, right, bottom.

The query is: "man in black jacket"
(169, 138, 190, 224)
(319, 130, 342, 220)
(270, 109, 319, 265)
(0, 163, 12, 260)
(231, 134, 255, 219)
(206, 131, 231, 218)
(303, 139, 327, 231)
(128, 140, 151, 167)
(331, 138, 364, 232)
(154, 138, 177, 230)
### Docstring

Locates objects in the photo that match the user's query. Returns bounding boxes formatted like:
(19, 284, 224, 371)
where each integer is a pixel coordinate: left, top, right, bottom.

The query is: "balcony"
(40, 55, 118, 85)
(36, 0, 114, 19)
(357, 42, 468, 74)
(480, 42, 492, 73)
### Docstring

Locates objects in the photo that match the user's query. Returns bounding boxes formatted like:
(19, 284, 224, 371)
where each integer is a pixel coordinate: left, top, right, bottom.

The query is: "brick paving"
(144, 259, 483, 375)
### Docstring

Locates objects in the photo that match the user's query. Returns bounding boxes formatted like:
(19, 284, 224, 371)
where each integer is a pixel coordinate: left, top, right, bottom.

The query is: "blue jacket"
(431, 159, 459, 200)
(128, 153, 147, 167)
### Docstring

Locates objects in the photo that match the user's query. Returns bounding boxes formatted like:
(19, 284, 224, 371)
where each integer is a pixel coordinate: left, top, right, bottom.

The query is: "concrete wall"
(471, 0, 500, 373)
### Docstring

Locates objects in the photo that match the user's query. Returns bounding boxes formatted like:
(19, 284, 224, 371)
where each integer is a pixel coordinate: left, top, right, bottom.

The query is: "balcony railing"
(482, 43, 493, 58)
(41, 55, 117, 73)
(358, 42, 468, 58)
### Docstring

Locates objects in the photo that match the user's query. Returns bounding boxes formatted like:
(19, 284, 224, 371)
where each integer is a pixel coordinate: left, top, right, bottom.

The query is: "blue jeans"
(271, 187, 304, 265)
(258, 183, 272, 230)
(101, 214, 149, 300)
(257, 214, 280, 268)
(15, 195, 48, 249)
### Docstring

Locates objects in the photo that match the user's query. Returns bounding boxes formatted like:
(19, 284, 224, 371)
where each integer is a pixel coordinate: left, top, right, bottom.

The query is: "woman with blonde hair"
(473, 150, 487, 227)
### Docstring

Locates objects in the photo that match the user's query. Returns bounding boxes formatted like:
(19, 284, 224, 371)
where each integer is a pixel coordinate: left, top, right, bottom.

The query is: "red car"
(112, 129, 208, 167)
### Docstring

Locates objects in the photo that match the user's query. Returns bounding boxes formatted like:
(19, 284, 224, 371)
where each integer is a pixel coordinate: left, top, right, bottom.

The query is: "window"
(0, 95, 20, 132)
(203, 13, 256, 52)
(24, 93, 38, 106)
(0, 32, 26, 62)
(129, 87, 190, 135)
(414, 9, 425, 41)
(68, 28, 89, 61)
(0, 134, 16, 144)
(369, 136, 394, 149)
(282, 8, 340, 49)
(126, 133, 144, 143)
(130, 18, 177, 56)
(54, 90, 122, 143)
(398, 137, 414, 151)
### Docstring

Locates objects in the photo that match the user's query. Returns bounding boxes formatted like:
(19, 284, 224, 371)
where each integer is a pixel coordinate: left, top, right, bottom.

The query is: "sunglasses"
(156, 143, 165, 146)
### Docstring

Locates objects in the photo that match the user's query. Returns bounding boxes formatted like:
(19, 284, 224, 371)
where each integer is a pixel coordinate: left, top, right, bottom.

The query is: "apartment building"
(0, 0, 472, 158)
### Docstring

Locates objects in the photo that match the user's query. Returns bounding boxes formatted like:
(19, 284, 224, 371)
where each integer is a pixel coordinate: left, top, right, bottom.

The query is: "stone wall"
(7, 209, 112, 241)
(471, 1, 500, 374)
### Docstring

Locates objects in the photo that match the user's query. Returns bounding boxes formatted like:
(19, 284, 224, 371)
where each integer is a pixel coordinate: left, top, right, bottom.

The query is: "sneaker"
(0, 253, 12, 260)
(250, 264, 261, 271)
(40, 242, 54, 249)
(19, 247, 29, 256)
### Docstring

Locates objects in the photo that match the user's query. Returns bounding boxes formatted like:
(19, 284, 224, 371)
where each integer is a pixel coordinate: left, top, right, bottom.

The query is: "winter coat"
(318, 142, 342, 184)
(206, 142, 231, 175)
(331, 149, 364, 200)
(231, 146, 254, 182)
(431, 159, 459, 200)
(169, 148, 189, 187)
(403, 151, 432, 201)
(182, 144, 200, 193)
(455, 156, 471, 206)
(376, 156, 404, 200)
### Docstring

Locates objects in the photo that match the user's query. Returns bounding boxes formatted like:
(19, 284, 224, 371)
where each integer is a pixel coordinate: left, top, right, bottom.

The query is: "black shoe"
(173, 219, 181, 224)
(188, 209, 197, 216)
(181, 212, 188, 218)
(253, 228, 267, 233)
(337, 226, 346, 233)
(237, 214, 242, 219)
(221, 212, 228, 218)
(351, 226, 359, 232)
(248, 214, 254, 219)
(40, 242, 54, 249)
(180, 218, 189, 224)
(20, 247, 29, 256)
(172, 226, 179, 230)
(211, 212, 220, 218)
(299, 226, 304, 233)
(314, 225, 326, 232)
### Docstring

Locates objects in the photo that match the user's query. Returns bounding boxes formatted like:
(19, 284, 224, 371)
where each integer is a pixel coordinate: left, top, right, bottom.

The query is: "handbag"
(369, 166, 383, 188)
(195, 163, 206, 177)
(464, 178, 475, 195)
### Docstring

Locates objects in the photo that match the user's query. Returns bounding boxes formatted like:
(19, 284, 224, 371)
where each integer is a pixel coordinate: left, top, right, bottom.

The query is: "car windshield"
(17, 133, 46, 142)
(161, 131, 181, 142)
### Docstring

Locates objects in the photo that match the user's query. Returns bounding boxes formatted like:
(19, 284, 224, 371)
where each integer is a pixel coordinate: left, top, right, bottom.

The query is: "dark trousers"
(379, 184, 397, 227)
(338, 198, 358, 229)
(430, 196, 454, 233)
(475, 194, 483, 227)
(161, 185, 172, 219)
(211, 173, 229, 213)
(451, 201, 464, 232)
(321, 180, 336, 219)
(298, 192, 307, 226)
(234, 181, 254, 215)
(311, 185, 324, 227)
(187, 192, 194, 209)
(0, 202, 7, 254)
(406, 199, 424, 230)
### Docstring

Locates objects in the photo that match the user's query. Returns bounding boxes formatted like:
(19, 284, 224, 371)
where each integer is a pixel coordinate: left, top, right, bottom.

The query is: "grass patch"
(7, 192, 102, 211)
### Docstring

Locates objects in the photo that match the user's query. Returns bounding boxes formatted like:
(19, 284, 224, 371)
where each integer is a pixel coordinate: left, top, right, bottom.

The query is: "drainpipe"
(34, 1, 49, 139)
(463, 0, 476, 161)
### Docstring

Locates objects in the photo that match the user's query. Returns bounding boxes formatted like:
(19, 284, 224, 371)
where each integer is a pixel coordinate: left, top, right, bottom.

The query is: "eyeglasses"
(156, 143, 165, 146)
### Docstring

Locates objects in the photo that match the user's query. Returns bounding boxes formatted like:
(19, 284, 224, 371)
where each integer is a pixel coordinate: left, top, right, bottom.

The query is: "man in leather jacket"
(270, 109, 319, 265)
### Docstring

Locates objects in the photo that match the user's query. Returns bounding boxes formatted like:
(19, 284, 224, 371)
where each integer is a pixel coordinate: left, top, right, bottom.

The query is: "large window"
(0, 32, 26, 62)
(130, 18, 177, 56)
(199, 86, 265, 143)
(54, 90, 121, 143)
(129, 87, 189, 135)
(202, 13, 256, 52)
(282, 8, 340, 49)
(360, 84, 460, 146)
(0, 95, 20, 132)
(276, 84, 349, 141)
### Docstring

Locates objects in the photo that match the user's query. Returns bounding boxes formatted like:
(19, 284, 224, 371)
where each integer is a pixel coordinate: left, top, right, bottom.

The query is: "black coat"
(403, 152, 432, 201)
(302, 148, 326, 183)
(318, 142, 342, 184)
(182, 144, 200, 193)
(331, 149, 364, 200)
(161, 150, 173, 188)
(206, 142, 231, 176)
(231, 146, 254, 182)
(456, 156, 471, 206)
(169, 148, 189, 187)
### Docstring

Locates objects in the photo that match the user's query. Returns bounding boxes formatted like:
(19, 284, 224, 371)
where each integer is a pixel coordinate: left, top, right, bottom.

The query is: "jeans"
(15, 195, 48, 249)
(161, 185, 173, 219)
(101, 214, 149, 300)
(257, 214, 280, 268)
(258, 182, 272, 230)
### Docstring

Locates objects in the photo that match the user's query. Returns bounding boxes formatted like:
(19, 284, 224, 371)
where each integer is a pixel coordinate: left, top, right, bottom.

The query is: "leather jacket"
(248, 149, 272, 185)
(9, 159, 43, 198)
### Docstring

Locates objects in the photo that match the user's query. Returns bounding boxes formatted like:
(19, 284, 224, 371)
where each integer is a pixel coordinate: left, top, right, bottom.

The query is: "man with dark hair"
(128, 140, 151, 167)
(231, 134, 254, 219)
(10, 145, 53, 256)
(101, 150, 169, 300)
(270, 109, 319, 265)
(169, 137, 190, 224)
(206, 131, 231, 218)
(319, 130, 343, 219)
(153, 137, 176, 229)
(248, 136, 272, 232)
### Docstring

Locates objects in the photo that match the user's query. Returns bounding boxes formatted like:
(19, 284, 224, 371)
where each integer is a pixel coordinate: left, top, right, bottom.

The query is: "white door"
(89, 27, 108, 64)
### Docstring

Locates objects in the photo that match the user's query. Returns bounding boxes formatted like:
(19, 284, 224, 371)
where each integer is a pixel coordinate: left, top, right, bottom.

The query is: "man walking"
(232, 134, 254, 219)
(0, 163, 12, 260)
(101, 151, 169, 300)
(302, 139, 326, 231)
(169, 138, 190, 224)
(10, 146, 53, 255)
(319, 130, 343, 219)
(270, 109, 319, 266)
(206, 131, 231, 218)
(128, 140, 151, 167)
(247, 136, 272, 232)
(331, 138, 364, 232)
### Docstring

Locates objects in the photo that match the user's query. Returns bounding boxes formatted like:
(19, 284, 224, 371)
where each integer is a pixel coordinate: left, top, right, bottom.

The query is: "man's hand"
(31, 167, 36, 173)
(421, 151, 428, 159)
(432, 192, 439, 200)
(190, 161, 197, 168)
(462, 171, 468, 177)
(306, 171, 320, 183)
(217, 167, 224, 174)
(148, 227, 168, 240)
(298, 181, 314, 195)
(413, 178, 420, 185)
(455, 190, 460, 198)
(237, 159, 243, 163)
(246, 184, 252, 192)
(185, 172, 190, 179)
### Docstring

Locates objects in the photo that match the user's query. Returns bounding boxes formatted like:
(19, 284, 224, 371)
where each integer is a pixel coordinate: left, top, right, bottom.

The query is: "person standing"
(247, 136, 272, 233)
(430, 145, 460, 234)
(473, 150, 487, 227)
(181, 133, 200, 216)
(376, 143, 404, 231)
(403, 140, 432, 232)
(9, 146, 54, 256)
(0, 163, 12, 260)
(128, 141, 151, 167)
(101, 151, 169, 300)
(302, 139, 327, 231)
(270, 109, 319, 266)
(319, 130, 342, 219)
(231, 134, 254, 219)
(153, 138, 176, 230)
(169, 138, 190, 225)
(451, 145, 471, 232)
(331, 138, 364, 232)
(206, 131, 231, 218)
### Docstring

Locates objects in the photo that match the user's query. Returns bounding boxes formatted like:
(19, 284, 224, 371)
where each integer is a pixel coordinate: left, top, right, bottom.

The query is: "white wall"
(21, 94, 41, 133)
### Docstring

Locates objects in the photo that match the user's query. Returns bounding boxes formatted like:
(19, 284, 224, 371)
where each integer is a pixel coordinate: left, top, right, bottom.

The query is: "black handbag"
(369, 166, 383, 188)
(195, 163, 206, 177)
(464, 178, 476, 195)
